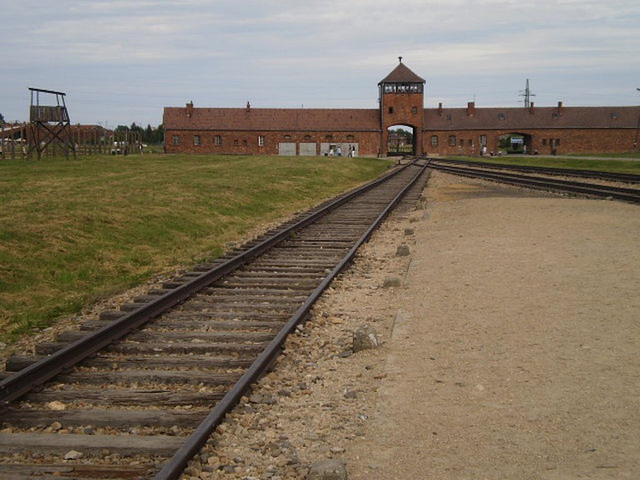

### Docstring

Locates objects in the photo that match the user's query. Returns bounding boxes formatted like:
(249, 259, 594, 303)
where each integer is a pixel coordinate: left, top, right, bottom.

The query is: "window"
(214, 135, 222, 146)
(552, 112, 559, 119)
(258, 135, 265, 147)
(346, 135, 354, 141)
(412, 106, 418, 114)
(304, 135, 312, 141)
(479, 135, 487, 146)
(234, 139, 239, 146)
(388, 106, 394, 114)
(459, 139, 464, 147)
(446, 114, 452, 121)
(467, 139, 473, 147)
(542, 139, 547, 146)
(430, 135, 438, 147)
(172, 135, 180, 146)
(325, 134, 333, 141)
(284, 135, 291, 140)
(243, 139, 248, 146)
(498, 113, 505, 120)
(611, 112, 618, 119)
(193, 135, 201, 146)
(448, 135, 457, 146)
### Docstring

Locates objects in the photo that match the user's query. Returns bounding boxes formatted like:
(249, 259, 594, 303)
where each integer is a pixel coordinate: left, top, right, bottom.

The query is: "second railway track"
(428, 158, 640, 204)
(0, 158, 429, 480)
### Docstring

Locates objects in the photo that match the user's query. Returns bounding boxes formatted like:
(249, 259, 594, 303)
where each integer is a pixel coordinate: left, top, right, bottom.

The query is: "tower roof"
(379, 58, 426, 84)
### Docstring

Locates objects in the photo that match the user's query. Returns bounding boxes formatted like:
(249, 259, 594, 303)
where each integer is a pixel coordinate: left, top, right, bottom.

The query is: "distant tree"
(0, 112, 5, 125)
(115, 125, 130, 132)
(144, 124, 153, 143)
(153, 124, 164, 145)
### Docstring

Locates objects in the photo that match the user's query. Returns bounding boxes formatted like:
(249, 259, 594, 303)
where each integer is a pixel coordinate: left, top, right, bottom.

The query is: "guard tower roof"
(379, 58, 426, 84)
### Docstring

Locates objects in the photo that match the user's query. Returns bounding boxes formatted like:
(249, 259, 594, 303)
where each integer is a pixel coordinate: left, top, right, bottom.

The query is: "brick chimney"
(438, 102, 443, 116)
(186, 101, 194, 118)
(466, 101, 476, 116)
(557, 101, 564, 114)
(246, 101, 251, 112)
(529, 102, 535, 115)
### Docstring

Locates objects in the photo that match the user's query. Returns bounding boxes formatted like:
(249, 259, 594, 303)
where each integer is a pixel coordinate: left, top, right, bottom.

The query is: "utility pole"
(519, 79, 536, 108)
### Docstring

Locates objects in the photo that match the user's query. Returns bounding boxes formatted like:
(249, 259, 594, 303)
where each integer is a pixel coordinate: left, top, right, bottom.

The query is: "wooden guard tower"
(28, 88, 75, 159)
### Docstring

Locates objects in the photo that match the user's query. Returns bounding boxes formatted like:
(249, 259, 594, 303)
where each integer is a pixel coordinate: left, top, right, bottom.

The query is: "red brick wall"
(164, 130, 382, 156)
(423, 128, 639, 156)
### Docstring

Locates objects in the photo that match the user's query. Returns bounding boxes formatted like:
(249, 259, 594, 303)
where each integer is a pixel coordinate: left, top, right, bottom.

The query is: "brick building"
(163, 59, 640, 157)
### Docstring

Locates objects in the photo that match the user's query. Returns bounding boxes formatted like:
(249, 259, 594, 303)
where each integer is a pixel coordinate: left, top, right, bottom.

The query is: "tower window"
(388, 107, 394, 114)
(412, 106, 418, 114)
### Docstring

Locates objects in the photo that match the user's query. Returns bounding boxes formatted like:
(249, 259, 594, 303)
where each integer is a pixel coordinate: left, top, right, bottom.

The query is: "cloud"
(1, 0, 638, 125)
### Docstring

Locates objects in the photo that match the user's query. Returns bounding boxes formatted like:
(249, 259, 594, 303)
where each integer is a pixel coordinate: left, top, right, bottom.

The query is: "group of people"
(327, 145, 357, 157)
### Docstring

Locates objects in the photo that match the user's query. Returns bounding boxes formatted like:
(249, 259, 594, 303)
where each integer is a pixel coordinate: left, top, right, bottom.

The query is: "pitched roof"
(379, 61, 426, 84)
(425, 105, 640, 130)
(163, 107, 381, 132)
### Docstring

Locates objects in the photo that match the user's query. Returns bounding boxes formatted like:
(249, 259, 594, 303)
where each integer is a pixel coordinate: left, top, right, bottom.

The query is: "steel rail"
(430, 158, 640, 184)
(0, 161, 416, 408)
(429, 163, 640, 204)
(154, 160, 429, 480)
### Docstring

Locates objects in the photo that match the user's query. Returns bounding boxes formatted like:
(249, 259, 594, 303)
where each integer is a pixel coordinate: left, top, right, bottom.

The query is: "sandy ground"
(345, 172, 640, 479)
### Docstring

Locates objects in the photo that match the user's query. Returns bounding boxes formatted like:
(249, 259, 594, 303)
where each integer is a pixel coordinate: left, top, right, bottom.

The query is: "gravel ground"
(182, 171, 639, 480)
(3, 171, 638, 480)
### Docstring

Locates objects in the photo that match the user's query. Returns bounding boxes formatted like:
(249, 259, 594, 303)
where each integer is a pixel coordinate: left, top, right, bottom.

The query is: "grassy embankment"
(444, 154, 640, 174)
(0, 154, 389, 344)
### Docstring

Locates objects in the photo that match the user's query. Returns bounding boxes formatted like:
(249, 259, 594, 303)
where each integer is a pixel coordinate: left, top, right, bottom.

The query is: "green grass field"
(0, 154, 389, 343)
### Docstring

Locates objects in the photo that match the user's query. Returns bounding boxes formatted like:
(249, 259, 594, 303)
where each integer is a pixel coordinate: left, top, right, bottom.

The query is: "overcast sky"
(2, 0, 639, 127)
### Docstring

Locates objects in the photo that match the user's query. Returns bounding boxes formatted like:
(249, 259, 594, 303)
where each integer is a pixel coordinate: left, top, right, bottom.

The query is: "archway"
(498, 132, 533, 155)
(387, 124, 417, 156)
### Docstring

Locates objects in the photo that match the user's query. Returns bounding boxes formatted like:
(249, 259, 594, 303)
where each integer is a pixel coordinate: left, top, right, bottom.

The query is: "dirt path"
(346, 171, 640, 479)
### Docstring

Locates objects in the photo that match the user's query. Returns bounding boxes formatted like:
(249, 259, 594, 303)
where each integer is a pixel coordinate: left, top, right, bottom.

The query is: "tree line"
(114, 123, 164, 145)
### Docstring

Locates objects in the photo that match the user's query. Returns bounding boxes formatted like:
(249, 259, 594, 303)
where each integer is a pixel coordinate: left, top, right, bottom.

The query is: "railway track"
(428, 158, 640, 204)
(0, 158, 429, 480)
(430, 157, 640, 184)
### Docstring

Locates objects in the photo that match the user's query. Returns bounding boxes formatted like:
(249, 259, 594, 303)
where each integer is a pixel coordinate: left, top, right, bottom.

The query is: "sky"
(2, 0, 639, 128)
